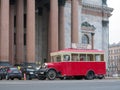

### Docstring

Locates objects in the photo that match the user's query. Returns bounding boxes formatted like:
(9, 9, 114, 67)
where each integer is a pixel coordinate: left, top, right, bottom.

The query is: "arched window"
(82, 34, 89, 44)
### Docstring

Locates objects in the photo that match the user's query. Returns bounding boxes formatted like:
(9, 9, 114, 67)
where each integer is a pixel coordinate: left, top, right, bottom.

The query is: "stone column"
(49, 0, 58, 52)
(16, 0, 24, 64)
(9, 4, 14, 65)
(0, 0, 9, 64)
(71, 0, 79, 44)
(59, 4, 65, 50)
(36, 8, 42, 63)
(91, 33, 95, 49)
(0, 0, 1, 61)
(48, 11, 51, 61)
(42, 7, 48, 61)
(26, 0, 35, 64)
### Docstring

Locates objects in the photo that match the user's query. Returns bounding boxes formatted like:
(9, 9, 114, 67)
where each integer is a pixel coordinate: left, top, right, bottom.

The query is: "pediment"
(81, 22, 96, 31)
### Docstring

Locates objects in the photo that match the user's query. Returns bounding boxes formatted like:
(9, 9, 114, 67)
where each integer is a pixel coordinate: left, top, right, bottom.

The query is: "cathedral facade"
(0, 0, 113, 67)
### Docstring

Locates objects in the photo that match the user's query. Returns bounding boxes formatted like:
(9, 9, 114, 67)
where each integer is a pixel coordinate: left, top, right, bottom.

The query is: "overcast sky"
(107, 0, 120, 44)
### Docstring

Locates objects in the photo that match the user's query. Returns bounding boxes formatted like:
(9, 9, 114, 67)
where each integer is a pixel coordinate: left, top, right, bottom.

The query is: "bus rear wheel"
(47, 69, 57, 80)
(85, 71, 95, 80)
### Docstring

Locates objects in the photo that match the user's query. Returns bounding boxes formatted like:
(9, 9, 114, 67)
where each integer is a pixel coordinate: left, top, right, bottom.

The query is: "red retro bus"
(37, 48, 106, 80)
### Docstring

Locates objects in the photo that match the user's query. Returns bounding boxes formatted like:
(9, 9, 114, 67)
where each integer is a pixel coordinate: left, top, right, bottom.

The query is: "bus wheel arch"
(85, 70, 95, 80)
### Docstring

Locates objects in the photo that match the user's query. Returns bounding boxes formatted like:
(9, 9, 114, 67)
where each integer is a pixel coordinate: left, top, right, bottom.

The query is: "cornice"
(65, 1, 113, 13)
(82, 2, 113, 13)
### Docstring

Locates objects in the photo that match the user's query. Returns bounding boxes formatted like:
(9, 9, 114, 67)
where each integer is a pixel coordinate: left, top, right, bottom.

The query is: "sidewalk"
(105, 76, 120, 80)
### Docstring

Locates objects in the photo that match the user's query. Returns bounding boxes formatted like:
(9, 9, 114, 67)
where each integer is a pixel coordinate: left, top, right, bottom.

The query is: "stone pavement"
(105, 77, 120, 80)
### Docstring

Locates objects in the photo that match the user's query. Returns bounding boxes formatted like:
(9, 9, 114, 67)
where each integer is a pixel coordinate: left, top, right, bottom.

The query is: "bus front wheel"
(47, 69, 57, 80)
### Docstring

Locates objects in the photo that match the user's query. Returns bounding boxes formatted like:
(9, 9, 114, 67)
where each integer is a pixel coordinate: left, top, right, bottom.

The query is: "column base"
(23, 62, 36, 68)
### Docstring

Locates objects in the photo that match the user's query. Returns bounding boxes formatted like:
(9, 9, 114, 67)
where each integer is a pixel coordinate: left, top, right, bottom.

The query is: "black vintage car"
(21, 66, 37, 80)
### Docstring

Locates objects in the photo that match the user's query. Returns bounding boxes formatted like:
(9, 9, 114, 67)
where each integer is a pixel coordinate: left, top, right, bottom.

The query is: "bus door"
(63, 54, 71, 76)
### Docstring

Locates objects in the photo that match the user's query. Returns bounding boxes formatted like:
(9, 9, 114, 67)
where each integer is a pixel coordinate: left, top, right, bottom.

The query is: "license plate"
(40, 72, 44, 74)
(30, 72, 33, 74)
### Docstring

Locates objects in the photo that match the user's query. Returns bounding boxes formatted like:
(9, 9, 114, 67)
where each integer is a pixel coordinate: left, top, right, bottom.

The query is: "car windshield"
(8, 68, 20, 73)
(10, 68, 18, 70)
(27, 68, 35, 71)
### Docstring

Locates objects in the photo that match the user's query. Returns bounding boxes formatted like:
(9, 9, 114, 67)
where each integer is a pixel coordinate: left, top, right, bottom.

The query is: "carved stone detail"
(81, 21, 96, 30)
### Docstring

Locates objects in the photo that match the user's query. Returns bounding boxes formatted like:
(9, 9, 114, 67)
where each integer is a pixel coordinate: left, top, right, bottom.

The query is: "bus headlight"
(42, 63, 48, 68)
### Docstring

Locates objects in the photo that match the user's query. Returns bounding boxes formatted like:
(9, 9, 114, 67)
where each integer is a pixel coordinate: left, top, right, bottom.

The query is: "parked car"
(6, 67, 22, 80)
(0, 68, 7, 80)
(22, 66, 37, 80)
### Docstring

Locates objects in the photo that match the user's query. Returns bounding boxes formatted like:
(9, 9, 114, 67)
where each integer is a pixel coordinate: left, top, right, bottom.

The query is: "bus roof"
(50, 48, 104, 56)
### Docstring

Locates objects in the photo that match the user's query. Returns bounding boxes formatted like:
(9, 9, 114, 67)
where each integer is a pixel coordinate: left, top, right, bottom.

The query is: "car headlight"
(42, 63, 48, 68)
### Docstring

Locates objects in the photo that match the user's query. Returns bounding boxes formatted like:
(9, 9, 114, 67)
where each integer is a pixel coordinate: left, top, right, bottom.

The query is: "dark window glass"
(82, 34, 89, 44)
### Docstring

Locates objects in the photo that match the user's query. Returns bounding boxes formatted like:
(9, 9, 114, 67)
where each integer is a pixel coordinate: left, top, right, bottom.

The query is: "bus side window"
(80, 57, 83, 61)
(80, 55, 86, 61)
(71, 54, 78, 61)
(63, 55, 70, 61)
(95, 54, 100, 61)
(56, 55, 61, 62)
(87, 54, 94, 61)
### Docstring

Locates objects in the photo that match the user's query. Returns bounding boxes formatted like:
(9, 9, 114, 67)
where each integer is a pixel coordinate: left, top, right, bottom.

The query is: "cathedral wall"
(64, 1, 105, 50)
(64, 2, 71, 48)
(81, 14, 103, 50)
(82, 0, 102, 6)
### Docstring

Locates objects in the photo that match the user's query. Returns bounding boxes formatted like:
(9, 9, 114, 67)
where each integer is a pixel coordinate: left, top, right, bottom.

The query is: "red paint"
(47, 61, 106, 77)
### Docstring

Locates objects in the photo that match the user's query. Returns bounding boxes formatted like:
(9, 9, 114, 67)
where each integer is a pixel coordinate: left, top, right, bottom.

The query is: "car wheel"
(47, 69, 57, 80)
(0, 76, 2, 80)
(85, 71, 95, 80)
(11, 78, 14, 80)
(18, 77, 22, 80)
(6, 75, 9, 80)
(26, 75, 30, 80)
